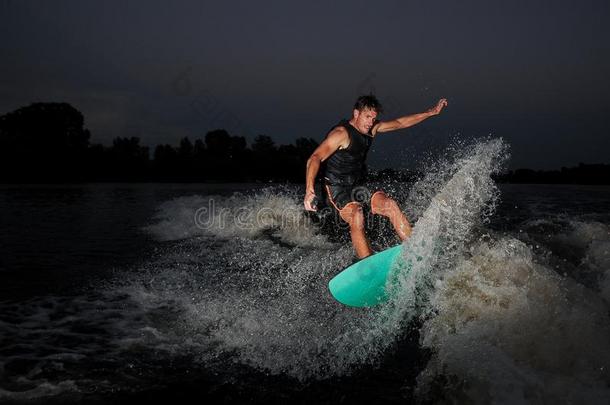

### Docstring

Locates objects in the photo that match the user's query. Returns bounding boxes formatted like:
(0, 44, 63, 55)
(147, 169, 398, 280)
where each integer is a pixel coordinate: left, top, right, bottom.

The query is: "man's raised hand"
(429, 98, 448, 115)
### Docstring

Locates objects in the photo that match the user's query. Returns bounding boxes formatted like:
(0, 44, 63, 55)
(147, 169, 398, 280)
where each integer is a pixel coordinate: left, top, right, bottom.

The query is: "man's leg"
(339, 202, 373, 259)
(370, 191, 412, 241)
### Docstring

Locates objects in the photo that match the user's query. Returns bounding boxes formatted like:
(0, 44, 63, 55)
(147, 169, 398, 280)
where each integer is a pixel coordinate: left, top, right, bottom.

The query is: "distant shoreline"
(1, 163, 608, 186)
(2, 103, 608, 185)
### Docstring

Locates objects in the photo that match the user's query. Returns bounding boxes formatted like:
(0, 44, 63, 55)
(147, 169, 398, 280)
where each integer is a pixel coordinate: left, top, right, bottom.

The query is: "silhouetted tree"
(205, 129, 232, 157)
(276, 144, 301, 182)
(294, 137, 318, 159)
(177, 137, 195, 180)
(86, 143, 110, 181)
(153, 144, 179, 181)
(227, 135, 249, 181)
(201, 129, 250, 181)
(179, 137, 194, 158)
(252, 135, 276, 154)
(0, 102, 90, 182)
(191, 139, 207, 180)
(108, 137, 150, 181)
(251, 135, 277, 181)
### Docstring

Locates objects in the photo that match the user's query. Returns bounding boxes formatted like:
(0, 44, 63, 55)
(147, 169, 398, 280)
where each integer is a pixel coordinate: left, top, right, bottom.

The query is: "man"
(304, 95, 448, 259)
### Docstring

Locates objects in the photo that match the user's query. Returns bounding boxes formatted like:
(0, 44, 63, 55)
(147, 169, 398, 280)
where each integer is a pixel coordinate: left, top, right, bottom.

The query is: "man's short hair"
(353, 94, 383, 113)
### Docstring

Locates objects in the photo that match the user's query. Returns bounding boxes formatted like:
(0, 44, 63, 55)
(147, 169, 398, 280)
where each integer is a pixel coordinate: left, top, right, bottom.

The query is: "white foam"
(418, 237, 610, 403)
(376, 138, 508, 329)
(139, 138, 511, 381)
(577, 222, 610, 304)
(8, 138, 607, 403)
(573, 221, 610, 303)
(537, 219, 610, 302)
(145, 187, 331, 248)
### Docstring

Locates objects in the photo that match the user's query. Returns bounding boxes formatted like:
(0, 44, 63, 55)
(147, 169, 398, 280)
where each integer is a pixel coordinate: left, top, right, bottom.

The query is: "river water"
(1, 139, 609, 404)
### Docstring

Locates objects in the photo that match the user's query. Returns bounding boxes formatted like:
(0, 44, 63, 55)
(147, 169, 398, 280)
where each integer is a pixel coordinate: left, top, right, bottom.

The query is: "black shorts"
(324, 182, 380, 211)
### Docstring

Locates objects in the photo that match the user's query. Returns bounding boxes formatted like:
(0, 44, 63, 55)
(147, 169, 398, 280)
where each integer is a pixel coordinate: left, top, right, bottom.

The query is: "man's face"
(352, 107, 378, 134)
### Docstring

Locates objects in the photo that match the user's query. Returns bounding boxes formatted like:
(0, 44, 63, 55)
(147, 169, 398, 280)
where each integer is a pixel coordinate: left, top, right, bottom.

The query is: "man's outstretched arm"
(372, 98, 448, 135)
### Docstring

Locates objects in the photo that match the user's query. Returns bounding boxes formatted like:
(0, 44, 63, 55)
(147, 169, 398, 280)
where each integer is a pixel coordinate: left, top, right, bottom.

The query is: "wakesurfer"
(304, 94, 448, 258)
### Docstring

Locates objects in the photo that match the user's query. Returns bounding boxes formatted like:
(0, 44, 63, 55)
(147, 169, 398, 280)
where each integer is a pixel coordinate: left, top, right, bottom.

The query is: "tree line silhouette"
(0, 102, 318, 183)
(494, 165, 610, 185)
(1, 102, 608, 184)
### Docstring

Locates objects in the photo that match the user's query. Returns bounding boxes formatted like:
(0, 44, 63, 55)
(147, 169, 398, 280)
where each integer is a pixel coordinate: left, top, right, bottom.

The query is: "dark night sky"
(1, 0, 609, 169)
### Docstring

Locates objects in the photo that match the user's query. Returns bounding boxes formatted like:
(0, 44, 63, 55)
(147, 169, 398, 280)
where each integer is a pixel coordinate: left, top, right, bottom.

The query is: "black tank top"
(323, 119, 374, 185)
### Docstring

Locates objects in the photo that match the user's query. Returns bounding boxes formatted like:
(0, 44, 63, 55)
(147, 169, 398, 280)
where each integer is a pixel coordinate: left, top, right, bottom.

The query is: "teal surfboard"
(328, 245, 410, 307)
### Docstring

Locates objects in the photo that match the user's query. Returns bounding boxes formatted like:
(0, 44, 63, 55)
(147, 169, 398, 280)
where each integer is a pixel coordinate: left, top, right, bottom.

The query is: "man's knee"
(339, 202, 365, 228)
(371, 192, 399, 216)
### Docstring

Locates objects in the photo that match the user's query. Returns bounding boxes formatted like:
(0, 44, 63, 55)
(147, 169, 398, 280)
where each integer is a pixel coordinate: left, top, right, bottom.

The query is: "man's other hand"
(304, 190, 317, 211)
